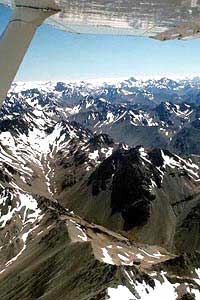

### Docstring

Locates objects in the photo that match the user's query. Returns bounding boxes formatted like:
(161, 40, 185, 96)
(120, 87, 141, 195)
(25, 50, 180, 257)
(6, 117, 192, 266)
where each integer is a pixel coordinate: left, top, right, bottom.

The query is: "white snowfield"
(0, 190, 43, 274)
(0, 191, 41, 228)
(107, 270, 200, 300)
(107, 276, 179, 300)
(107, 285, 135, 300)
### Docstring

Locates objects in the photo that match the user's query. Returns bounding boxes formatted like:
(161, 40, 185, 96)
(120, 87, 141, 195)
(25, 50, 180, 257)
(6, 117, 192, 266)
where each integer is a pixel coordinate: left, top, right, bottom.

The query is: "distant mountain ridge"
(9, 76, 200, 106)
(4, 78, 200, 155)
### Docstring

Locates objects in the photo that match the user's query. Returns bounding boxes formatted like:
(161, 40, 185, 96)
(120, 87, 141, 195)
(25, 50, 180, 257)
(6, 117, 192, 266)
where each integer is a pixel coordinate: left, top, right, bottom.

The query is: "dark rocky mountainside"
(0, 80, 200, 299)
(58, 146, 200, 254)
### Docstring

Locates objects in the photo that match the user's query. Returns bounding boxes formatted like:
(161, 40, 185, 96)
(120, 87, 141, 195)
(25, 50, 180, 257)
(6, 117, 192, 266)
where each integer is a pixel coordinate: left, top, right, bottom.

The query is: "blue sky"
(1, 5, 200, 82)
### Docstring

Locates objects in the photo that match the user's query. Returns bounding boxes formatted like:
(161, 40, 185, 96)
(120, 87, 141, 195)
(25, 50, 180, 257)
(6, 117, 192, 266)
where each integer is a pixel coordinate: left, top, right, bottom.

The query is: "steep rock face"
(171, 120, 200, 155)
(88, 147, 157, 230)
(58, 146, 200, 254)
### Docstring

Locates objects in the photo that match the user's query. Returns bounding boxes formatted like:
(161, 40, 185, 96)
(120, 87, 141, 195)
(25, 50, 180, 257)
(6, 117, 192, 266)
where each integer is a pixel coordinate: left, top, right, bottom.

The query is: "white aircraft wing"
(1, 0, 200, 39)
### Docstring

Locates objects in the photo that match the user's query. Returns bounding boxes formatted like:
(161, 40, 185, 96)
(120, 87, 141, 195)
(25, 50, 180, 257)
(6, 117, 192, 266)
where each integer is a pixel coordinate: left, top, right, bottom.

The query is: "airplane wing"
(0, 0, 200, 39)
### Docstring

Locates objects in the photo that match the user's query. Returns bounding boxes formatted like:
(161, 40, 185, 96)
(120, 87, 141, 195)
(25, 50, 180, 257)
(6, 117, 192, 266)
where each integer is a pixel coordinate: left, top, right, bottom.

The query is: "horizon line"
(12, 74, 200, 85)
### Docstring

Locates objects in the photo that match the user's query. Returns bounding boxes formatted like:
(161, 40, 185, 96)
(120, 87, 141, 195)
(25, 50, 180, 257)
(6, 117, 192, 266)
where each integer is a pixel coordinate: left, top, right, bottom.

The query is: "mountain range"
(0, 78, 200, 300)
(7, 78, 200, 155)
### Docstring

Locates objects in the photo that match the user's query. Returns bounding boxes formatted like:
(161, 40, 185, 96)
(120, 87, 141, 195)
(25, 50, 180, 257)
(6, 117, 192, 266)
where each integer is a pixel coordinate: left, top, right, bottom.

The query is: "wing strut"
(0, 5, 58, 106)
